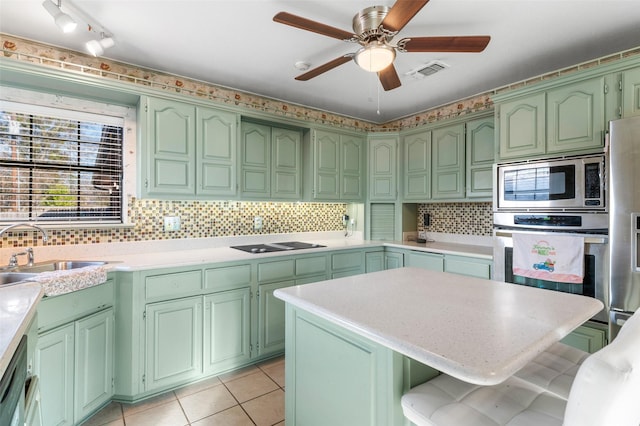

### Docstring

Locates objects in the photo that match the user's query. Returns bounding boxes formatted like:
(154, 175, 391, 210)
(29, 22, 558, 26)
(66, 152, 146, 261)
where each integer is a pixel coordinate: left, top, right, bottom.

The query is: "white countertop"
(274, 267, 603, 386)
(0, 282, 43, 377)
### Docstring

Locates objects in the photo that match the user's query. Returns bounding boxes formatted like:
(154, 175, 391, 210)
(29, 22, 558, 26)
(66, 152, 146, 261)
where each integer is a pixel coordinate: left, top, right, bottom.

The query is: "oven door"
(493, 229, 609, 323)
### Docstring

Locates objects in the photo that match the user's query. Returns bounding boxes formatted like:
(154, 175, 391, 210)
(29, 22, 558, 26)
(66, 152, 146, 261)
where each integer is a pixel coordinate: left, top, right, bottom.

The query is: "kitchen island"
(275, 267, 603, 426)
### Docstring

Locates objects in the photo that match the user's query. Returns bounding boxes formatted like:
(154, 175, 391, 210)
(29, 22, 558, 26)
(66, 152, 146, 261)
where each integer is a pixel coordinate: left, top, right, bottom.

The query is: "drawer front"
(295, 256, 327, 276)
(444, 256, 491, 279)
(145, 270, 202, 300)
(205, 264, 251, 292)
(331, 251, 363, 270)
(38, 279, 114, 332)
(258, 259, 295, 283)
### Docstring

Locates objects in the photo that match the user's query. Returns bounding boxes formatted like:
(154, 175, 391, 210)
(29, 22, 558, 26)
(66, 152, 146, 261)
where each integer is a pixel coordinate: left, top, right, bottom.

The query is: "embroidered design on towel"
(512, 233, 584, 284)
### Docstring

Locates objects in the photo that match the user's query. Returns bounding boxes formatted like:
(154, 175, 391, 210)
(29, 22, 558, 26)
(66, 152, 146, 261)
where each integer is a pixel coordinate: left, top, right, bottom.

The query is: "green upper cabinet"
(498, 92, 546, 160)
(623, 67, 640, 117)
(546, 77, 605, 154)
(432, 123, 465, 200)
(368, 134, 398, 201)
(497, 75, 613, 160)
(197, 106, 238, 197)
(403, 130, 432, 200)
(466, 116, 495, 199)
(141, 95, 238, 198)
(311, 129, 364, 201)
(241, 121, 302, 200)
(143, 96, 196, 195)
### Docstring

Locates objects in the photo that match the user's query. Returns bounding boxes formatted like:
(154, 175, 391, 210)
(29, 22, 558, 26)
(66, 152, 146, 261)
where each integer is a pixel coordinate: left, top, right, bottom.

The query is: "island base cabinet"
(204, 288, 251, 375)
(285, 306, 406, 426)
(258, 281, 294, 357)
(145, 297, 202, 393)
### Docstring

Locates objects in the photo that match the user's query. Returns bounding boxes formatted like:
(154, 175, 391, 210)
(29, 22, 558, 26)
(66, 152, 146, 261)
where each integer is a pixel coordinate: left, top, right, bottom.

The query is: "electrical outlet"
(342, 214, 349, 226)
(254, 216, 263, 230)
(418, 230, 427, 239)
(163, 216, 181, 232)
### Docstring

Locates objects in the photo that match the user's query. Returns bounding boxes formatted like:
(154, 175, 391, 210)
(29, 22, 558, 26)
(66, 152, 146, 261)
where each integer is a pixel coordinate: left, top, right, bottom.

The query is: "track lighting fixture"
(86, 33, 115, 57)
(42, 0, 77, 33)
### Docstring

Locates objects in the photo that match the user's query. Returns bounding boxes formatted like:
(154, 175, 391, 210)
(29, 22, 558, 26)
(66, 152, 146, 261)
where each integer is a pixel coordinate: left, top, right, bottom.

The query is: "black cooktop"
(230, 241, 325, 254)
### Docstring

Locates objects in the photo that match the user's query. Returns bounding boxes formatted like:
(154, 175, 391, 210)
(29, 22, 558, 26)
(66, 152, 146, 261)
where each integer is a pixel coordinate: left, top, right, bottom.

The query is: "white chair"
(401, 311, 640, 426)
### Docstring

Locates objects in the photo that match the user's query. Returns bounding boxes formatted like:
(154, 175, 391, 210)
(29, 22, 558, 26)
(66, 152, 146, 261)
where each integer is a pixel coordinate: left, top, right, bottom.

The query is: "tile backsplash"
(0, 199, 347, 248)
(418, 202, 493, 237)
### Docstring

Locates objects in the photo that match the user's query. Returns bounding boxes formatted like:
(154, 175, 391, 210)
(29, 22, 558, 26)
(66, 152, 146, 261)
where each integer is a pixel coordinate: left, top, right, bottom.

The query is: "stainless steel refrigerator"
(609, 115, 640, 339)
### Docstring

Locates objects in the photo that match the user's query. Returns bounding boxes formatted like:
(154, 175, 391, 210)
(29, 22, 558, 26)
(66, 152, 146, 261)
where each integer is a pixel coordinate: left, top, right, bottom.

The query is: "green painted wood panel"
(145, 270, 202, 301)
(341, 134, 364, 200)
(35, 323, 75, 426)
(258, 280, 295, 356)
(432, 123, 465, 199)
(331, 250, 363, 271)
(257, 259, 295, 283)
(384, 252, 404, 269)
(406, 251, 444, 271)
(145, 97, 196, 195)
(466, 116, 495, 199)
(368, 136, 398, 201)
(74, 308, 114, 423)
(241, 122, 271, 196)
(498, 93, 546, 159)
(365, 251, 385, 273)
(560, 323, 607, 353)
(314, 130, 340, 200)
(546, 77, 605, 154)
(145, 297, 202, 392)
(204, 288, 251, 374)
(369, 203, 396, 241)
(295, 255, 328, 276)
(272, 127, 302, 199)
(197, 106, 237, 196)
(204, 264, 251, 292)
(403, 131, 431, 200)
(623, 67, 640, 118)
(444, 255, 492, 279)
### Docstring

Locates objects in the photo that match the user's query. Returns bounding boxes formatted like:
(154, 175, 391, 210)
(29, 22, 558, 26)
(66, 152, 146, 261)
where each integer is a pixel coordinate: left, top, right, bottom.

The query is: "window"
(0, 101, 124, 224)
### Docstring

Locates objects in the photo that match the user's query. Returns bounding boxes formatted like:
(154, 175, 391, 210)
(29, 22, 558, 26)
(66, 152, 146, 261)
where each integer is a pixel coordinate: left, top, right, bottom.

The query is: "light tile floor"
(82, 356, 285, 426)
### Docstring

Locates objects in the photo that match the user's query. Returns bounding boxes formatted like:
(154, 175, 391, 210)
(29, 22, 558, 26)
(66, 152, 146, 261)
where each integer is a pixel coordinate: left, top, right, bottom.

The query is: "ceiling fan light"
(355, 43, 396, 72)
(42, 0, 77, 33)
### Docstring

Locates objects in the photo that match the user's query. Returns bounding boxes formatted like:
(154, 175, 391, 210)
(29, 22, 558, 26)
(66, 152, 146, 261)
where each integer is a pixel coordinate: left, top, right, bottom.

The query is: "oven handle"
(494, 230, 607, 244)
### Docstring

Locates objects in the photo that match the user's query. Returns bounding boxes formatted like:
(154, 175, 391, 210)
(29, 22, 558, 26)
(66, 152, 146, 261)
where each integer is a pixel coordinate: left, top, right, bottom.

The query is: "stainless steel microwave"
(494, 154, 606, 212)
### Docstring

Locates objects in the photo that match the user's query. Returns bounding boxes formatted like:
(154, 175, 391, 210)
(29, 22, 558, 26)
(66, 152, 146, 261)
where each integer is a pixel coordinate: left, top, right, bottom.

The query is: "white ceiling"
(1, 0, 640, 123)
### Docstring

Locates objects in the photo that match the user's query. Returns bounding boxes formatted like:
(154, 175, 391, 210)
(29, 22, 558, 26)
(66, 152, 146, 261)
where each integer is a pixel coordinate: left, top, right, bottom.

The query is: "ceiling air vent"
(407, 61, 449, 80)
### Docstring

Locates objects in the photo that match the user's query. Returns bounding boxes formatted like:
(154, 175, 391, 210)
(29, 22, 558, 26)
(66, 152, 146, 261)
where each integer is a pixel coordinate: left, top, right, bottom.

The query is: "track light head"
(42, 0, 77, 33)
(86, 34, 115, 57)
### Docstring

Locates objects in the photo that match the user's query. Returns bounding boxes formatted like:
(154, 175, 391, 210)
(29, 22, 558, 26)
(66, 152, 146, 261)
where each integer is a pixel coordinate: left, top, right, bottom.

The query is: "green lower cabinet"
(560, 322, 607, 353)
(406, 251, 444, 271)
(74, 309, 114, 423)
(385, 252, 404, 270)
(145, 297, 202, 392)
(258, 280, 295, 357)
(25, 376, 43, 426)
(444, 255, 492, 279)
(35, 324, 74, 426)
(365, 251, 385, 273)
(331, 250, 364, 278)
(35, 308, 114, 426)
(204, 288, 251, 374)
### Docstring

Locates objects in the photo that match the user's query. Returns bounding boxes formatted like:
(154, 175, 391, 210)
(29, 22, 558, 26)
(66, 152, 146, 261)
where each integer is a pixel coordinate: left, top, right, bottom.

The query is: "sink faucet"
(9, 248, 34, 267)
(0, 223, 49, 243)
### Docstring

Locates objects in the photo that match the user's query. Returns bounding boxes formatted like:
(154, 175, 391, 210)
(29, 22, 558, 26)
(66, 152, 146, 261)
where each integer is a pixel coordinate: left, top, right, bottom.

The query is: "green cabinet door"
(145, 296, 202, 392)
(365, 251, 385, 273)
(368, 136, 398, 201)
(35, 323, 75, 426)
(546, 77, 605, 154)
(498, 93, 546, 159)
(241, 122, 271, 197)
(258, 280, 295, 357)
(560, 323, 607, 353)
(406, 251, 444, 271)
(444, 255, 492, 279)
(384, 252, 404, 269)
(314, 130, 340, 200)
(432, 123, 465, 199)
(466, 117, 495, 199)
(74, 308, 114, 423)
(144, 97, 196, 195)
(272, 127, 302, 199)
(197, 106, 238, 196)
(623, 67, 640, 117)
(341, 134, 365, 201)
(204, 288, 251, 375)
(403, 131, 431, 200)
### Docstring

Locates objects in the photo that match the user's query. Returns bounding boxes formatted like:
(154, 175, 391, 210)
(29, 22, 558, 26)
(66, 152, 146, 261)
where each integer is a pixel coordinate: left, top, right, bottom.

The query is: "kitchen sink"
(0, 272, 38, 286)
(231, 241, 325, 254)
(5, 260, 108, 273)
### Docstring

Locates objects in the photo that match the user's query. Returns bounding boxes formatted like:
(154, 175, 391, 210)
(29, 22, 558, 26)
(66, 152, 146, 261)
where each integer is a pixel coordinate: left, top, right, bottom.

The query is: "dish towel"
(512, 233, 585, 284)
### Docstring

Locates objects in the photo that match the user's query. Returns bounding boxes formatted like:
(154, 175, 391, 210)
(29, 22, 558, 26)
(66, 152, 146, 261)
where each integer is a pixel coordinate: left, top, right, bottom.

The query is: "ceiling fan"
(273, 0, 490, 91)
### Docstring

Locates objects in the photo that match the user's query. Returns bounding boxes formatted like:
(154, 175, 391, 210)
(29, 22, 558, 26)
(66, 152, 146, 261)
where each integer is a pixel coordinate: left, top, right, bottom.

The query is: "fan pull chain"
(377, 80, 381, 116)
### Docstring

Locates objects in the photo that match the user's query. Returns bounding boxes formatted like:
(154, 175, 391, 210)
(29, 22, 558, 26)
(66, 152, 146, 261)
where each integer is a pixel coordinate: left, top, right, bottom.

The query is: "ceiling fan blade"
(381, 0, 430, 33)
(400, 36, 491, 52)
(295, 55, 353, 81)
(378, 64, 402, 91)
(274, 12, 356, 41)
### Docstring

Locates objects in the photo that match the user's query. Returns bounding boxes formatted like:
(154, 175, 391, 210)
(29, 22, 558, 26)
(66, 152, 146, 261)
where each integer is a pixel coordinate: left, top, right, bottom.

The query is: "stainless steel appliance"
(608, 116, 640, 339)
(494, 153, 606, 213)
(0, 336, 27, 426)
